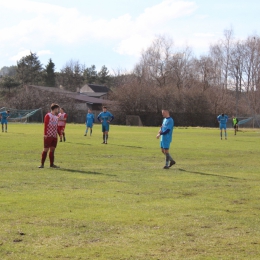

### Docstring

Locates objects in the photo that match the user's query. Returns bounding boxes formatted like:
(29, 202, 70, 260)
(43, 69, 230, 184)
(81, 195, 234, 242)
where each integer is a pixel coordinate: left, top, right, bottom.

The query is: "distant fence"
(6, 108, 260, 128)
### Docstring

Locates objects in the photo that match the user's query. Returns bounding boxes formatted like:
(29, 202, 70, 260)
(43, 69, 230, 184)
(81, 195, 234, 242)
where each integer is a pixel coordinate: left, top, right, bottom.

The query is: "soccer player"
(97, 106, 114, 144)
(58, 107, 67, 142)
(84, 109, 95, 136)
(39, 103, 60, 168)
(0, 110, 10, 133)
(156, 109, 175, 169)
(232, 115, 239, 135)
(217, 113, 228, 140)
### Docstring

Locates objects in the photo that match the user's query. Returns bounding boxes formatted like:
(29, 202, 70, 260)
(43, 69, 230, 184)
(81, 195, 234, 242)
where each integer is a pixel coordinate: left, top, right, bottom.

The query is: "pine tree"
(45, 59, 56, 87)
(98, 65, 110, 84)
(17, 52, 42, 85)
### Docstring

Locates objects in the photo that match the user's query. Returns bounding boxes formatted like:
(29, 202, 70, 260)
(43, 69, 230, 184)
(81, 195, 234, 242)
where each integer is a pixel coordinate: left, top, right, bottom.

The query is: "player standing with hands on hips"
(97, 106, 114, 144)
(58, 107, 67, 142)
(84, 109, 95, 136)
(156, 109, 175, 169)
(0, 110, 10, 133)
(217, 113, 228, 140)
(39, 103, 60, 168)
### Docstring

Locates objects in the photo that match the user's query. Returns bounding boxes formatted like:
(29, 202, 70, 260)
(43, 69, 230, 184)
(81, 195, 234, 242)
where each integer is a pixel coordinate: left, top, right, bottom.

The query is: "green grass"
(0, 124, 260, 260)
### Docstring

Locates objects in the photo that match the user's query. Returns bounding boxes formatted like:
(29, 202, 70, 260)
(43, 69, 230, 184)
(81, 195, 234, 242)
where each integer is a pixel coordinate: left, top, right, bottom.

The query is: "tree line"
(1, 29, 260, 126)
(0, 54, 111, 93)
(111, 29, 260, 126)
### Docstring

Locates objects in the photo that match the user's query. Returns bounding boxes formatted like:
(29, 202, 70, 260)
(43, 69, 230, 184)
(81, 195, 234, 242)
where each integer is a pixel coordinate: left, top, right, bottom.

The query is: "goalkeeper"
(232, 116, 239, 135)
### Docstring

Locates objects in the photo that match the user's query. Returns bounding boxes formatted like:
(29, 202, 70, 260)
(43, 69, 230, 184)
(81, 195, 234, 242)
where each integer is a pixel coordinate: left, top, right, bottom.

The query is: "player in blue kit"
(156, 109, 175, 169)
(97, 106, 114, 144)
(217, 113, 228, 140)
(84, 109, 95, 136)
(0, 110, 10, 133)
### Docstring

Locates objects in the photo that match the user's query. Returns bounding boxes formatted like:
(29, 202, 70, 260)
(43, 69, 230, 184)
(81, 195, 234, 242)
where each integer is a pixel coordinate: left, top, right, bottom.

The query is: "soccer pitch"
(0, 124, 260, 260)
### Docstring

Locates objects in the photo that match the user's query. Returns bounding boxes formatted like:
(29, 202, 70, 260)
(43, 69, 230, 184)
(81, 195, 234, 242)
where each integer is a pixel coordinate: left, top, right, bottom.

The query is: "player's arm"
(44, 114, 50, 138)
(107, 113, 114, 123)
(97, 113, 103, 122)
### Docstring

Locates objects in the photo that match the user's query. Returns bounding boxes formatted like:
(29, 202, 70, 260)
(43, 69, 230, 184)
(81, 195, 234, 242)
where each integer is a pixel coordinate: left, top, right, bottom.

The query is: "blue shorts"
(220, 124, 226, 130)
(102, 124, 110, 132)
(1, 120, 7, 124)
(160, 140, 171, 150)
(86, 123, 93, 128)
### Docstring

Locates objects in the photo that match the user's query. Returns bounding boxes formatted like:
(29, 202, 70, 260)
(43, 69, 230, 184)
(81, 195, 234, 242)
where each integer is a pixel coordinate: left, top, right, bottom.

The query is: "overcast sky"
(0, 0, 260, 72)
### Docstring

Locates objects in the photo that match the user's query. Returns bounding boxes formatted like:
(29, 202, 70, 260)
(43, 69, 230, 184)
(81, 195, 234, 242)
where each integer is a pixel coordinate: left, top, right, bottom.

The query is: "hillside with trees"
(0, 29, 260, 126)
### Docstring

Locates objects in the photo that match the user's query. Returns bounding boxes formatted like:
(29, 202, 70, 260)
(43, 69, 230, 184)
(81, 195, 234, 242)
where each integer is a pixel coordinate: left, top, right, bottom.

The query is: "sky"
(0, 0, 260, 73)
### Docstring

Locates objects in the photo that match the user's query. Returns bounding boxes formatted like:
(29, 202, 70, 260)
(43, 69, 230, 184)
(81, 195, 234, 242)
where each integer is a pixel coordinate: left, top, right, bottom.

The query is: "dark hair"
(103, 106, 107, 109)
(51, 103, 59, 110)
(7, 110, 10, 113)
(222, 113, 224, 116)
(60, 107, 65, 112)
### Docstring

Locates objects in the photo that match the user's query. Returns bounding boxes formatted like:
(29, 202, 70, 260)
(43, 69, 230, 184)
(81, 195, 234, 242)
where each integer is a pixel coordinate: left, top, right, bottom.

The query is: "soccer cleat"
(84, 134, 86, 136)
(50, 164, 60, 168)
(169, 160, 176, 167)
(63, 136, 66, 142)
(38, 165, 44, 168)
(60, 139, 62, 142)
(102, 142, 105, 144)
(163, 166, 169, 169)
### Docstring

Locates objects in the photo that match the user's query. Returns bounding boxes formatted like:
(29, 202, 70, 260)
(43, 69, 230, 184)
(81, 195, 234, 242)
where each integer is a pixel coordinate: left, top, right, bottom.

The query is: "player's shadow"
(66, 142, 91, 146)
(178, 168, 240, 180)
(110, 144, 143, 149)
(57, 168, 116, 177)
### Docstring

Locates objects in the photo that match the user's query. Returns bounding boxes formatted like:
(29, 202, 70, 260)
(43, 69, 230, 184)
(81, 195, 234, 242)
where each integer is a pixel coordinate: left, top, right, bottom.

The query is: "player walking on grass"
(39, 103, 60, 168)
(84, 109, 95, 136)
(58, 108, 67, 142)
(0, 110, 10, 133)
(156, 109, 175, 169)
(97, 106, 114, 144)
(217, 113, 228, 140)
(232, 115, 239, 135)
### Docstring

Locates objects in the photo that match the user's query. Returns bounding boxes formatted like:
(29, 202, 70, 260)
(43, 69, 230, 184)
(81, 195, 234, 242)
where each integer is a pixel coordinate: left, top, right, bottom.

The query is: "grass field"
(0, 124, 260, 260)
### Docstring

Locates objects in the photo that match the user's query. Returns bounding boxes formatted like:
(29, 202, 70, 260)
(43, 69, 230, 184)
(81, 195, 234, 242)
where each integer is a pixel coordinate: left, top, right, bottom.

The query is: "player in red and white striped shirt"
(39, 103, 60, 168)
(58, 108, 67, 142)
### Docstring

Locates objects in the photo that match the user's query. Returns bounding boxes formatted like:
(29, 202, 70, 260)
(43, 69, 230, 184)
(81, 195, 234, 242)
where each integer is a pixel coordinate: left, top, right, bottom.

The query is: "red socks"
(41, 151, 47, 165)
(49, 151, 54, 166)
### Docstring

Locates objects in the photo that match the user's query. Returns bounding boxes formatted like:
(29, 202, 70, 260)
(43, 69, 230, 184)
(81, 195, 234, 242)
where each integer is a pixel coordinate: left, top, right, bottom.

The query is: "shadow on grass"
(110, 143, 143, 149)
(178, 168, 240, 179)
(57, 168, 117, 177)
(65, 142, 91, 146)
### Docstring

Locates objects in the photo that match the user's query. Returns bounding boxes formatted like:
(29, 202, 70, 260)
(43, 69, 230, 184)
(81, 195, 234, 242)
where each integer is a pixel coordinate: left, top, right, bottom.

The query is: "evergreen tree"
(17, 52, 42, 85)
(83, 65, 97, 84)
(98, 65, 110, 84)
(45, 59, 56, 87)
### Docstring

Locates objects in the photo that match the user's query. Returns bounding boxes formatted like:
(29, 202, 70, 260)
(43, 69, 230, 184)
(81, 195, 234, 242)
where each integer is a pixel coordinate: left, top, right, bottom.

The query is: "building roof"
(88, 84, 110, 93)
(28, 85, 113, 105)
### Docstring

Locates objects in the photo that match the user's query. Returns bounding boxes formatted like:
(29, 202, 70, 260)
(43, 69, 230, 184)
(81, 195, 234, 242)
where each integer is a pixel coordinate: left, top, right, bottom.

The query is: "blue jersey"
(0, 111, 9, 123)
(86, 113, 95, 126)
(217, 115, 228, 125)
(160, 117, 174, 144)
(97, 111, 114, 126)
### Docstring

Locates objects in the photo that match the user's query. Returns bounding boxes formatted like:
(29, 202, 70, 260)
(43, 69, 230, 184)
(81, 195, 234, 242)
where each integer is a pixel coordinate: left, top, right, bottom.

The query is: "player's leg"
(90, 127, 92, 136)
(5, 123, 7, 132)
(39, 138, 49, 168)
(85, 126, 89, 136)
(234, 125, 236, 135)
(104, 125, 110, 144)
(102, 125, 106, 143)
(220, 126, 223, 140)
(63, 127, 66, 142)
(224, 126, 227, 139)
(1, 123, 3, 132)
(49, 138, 59, 168)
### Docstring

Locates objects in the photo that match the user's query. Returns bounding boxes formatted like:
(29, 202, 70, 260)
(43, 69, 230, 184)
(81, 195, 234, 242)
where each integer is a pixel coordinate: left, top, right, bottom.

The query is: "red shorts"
(44, 137, 58, 148)
(58, 126, 65, 135)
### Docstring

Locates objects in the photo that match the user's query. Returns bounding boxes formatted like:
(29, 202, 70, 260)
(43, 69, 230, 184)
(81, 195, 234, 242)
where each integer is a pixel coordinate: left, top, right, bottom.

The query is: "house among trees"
(79, 84, 110, 99)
